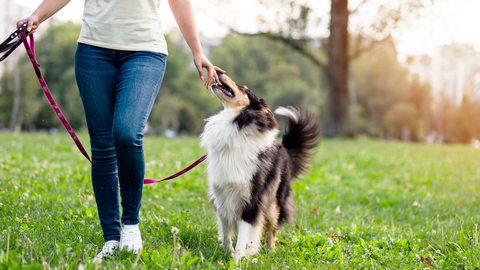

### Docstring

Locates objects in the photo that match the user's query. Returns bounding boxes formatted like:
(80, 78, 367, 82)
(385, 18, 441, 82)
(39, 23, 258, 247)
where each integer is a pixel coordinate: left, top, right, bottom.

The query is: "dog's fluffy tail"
(275, 107, 320, 179)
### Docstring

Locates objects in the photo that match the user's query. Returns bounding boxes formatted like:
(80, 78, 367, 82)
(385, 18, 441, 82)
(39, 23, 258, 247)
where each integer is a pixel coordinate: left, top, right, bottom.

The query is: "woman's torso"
(78, 0, 168, 54)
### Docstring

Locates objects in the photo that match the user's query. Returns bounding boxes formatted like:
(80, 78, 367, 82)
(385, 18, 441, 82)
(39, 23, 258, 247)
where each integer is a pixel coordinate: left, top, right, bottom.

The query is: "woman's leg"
(74, 43, 121, 242)
(75, 43, 166, 247)
(112, 50, 166, 225)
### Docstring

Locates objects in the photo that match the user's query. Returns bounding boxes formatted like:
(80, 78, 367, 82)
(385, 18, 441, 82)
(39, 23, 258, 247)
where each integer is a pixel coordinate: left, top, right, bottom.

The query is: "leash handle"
(20, 31, 92, 163)
(0, 23, 27, 62)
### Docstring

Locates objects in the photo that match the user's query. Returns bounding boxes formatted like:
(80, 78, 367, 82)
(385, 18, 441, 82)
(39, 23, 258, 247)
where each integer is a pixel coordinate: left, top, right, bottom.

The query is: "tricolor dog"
(200, 72, 320, 263)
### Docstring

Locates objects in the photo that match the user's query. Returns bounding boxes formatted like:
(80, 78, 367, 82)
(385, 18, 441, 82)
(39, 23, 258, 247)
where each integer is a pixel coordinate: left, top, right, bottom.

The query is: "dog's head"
(210, 72, 278, 132)
(210, 72, 263, 110)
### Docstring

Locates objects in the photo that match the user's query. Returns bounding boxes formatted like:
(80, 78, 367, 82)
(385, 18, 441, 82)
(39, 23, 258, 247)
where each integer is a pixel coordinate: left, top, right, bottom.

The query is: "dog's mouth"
(212, 79, 235, 98)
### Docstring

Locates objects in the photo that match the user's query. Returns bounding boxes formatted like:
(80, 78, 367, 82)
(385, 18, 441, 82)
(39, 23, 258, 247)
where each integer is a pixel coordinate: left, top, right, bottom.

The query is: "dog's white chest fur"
(200, 109, 278, 225)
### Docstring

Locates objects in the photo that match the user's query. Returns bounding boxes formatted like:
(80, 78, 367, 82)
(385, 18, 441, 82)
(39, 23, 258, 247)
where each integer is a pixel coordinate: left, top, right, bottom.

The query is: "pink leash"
(20, 31, 206, 184)
(21, 32, 92, 162)
(143, 154, 206, 184)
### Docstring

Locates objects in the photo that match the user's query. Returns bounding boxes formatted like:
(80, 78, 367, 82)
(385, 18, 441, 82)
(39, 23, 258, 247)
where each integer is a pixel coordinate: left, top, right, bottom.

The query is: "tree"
(217, 0, 424, 136)
(327, 0, 349, 137)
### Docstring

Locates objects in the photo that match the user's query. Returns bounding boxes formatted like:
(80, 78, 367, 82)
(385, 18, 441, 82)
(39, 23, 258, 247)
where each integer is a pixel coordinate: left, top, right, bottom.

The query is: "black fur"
(241, 144, 293, 226)
(233, 89, 278, 132)
(280, 107, 321, 179)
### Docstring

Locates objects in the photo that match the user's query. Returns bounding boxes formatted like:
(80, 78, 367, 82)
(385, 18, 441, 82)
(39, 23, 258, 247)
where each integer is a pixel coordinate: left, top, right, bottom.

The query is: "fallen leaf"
(420, 256, 433, 266)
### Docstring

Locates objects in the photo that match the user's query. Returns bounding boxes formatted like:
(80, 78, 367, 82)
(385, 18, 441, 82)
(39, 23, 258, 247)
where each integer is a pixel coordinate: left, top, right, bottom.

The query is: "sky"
(12, 0, 480, 62)
(393, 0, 480, 60)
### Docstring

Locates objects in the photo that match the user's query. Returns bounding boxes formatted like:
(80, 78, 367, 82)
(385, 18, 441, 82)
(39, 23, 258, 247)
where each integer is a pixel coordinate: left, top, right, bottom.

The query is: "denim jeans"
(74, 43, 166, 241)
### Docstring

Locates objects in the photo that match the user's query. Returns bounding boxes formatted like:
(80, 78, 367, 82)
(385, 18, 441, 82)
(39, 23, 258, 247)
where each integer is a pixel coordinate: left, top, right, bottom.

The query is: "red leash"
(16, 29, 205, 184)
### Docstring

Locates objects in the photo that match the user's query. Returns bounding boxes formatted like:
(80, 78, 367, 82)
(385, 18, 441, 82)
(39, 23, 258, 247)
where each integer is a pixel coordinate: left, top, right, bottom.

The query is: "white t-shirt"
(77, 0, 168, 55)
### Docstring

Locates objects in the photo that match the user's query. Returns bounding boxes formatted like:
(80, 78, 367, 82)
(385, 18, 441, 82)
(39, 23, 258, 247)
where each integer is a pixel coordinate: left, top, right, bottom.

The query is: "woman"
(18, 0, 224, 259)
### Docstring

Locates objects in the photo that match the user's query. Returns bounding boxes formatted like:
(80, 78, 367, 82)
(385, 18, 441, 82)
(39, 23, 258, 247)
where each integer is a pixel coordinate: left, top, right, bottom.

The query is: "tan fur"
(211, 74, 250, 109)
(265, 203, 280, 250)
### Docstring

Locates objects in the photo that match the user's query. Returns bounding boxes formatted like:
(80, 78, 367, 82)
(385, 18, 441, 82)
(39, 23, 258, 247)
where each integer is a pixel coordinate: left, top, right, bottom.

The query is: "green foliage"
(210, 35, 324, 117)
(1, 134, 480, 268)
(383, 102, 419, 137)
(351, 40, 432, 140)
(35, 23, 83, 129)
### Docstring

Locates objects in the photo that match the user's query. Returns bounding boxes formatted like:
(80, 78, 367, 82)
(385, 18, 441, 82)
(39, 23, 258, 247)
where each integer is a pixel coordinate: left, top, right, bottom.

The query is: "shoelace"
(121, 230, 136, 242)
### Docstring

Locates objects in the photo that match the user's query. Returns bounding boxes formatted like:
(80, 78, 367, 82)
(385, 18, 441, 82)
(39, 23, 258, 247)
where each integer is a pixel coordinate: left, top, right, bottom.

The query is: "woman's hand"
(193, 53, 226, 88)
(16, 14, 40, 33)
(168, 0, 225, 88)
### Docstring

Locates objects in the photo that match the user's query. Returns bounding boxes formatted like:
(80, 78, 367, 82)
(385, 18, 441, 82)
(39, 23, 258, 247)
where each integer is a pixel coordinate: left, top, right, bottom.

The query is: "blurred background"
(1, 0, 480, 144)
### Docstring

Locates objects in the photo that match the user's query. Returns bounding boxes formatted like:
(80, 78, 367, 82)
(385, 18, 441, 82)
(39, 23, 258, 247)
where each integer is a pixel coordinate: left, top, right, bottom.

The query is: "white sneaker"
(120, 224, 143, 253)
(96, 240, 119, 259)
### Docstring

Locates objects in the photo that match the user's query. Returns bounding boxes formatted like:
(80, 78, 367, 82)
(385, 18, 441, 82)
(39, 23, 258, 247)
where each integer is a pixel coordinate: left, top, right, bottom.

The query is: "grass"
(1, 133, 480, 269)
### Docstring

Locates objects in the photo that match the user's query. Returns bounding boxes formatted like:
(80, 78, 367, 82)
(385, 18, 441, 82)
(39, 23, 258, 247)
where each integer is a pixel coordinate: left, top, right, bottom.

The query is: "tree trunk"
(325, 0, 349, 137)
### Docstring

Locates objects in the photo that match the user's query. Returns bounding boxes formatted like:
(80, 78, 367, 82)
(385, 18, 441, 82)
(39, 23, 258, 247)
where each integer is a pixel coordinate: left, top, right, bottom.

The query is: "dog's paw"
(245, 242, 259, 256)
(222, 240, 234, 253)
(233, 250, 244, 264)
(223, 245, 234, 255)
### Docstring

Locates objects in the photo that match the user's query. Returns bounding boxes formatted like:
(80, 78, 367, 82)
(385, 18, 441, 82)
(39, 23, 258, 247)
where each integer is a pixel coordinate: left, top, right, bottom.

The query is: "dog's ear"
(246, 89, 258, 102)
(246, 89, 266, 110)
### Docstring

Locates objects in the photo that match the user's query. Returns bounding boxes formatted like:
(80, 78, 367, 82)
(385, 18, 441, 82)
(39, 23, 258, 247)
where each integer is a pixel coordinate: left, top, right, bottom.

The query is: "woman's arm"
(17, 0, 71, 32)
(168, 0, 225, 88)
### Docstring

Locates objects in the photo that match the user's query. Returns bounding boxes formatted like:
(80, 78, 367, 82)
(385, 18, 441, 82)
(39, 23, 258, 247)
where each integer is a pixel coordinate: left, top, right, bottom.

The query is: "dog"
(200, 72, 320, 263)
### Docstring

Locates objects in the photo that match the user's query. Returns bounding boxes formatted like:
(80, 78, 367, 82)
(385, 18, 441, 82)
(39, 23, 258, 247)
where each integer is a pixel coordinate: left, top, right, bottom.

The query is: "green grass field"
(1, 133, 480, 269)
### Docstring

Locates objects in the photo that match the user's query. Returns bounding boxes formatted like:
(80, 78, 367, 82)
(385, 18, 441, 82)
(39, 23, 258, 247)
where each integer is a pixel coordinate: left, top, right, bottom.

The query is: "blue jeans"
(74, 43, 166, 241)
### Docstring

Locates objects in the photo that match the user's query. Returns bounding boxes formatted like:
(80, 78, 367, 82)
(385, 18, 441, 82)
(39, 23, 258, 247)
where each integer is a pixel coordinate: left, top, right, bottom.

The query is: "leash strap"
(15, 27, 205, 184)
(143, 154, 207, 184)
(21, 31, 92, 162)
